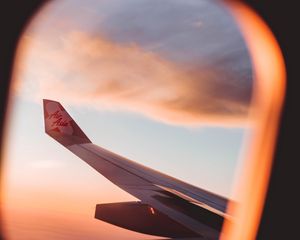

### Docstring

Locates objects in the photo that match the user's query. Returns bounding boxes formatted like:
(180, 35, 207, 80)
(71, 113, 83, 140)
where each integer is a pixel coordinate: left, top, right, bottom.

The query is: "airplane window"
(1, 0, 285, 239)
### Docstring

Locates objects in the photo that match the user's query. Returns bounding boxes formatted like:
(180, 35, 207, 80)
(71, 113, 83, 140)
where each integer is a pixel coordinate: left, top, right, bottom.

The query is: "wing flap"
(95, 201, 199, 238)
(67, 143, 223, 238)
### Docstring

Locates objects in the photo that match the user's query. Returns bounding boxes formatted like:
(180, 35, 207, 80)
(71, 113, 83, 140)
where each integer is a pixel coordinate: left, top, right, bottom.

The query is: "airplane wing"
(43, 99, 230, 240)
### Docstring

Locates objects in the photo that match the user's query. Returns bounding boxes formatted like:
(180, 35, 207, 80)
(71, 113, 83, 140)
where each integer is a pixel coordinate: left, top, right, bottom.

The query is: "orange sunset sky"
(2, 0, 254, 239)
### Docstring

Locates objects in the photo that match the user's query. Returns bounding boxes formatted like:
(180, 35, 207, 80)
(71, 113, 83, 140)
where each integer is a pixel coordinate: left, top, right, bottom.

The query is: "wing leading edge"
(43, 99, 229, 239)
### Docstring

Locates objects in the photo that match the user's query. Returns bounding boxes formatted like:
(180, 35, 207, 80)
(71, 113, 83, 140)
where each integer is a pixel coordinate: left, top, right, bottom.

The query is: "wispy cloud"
(14, 30, 252, 126)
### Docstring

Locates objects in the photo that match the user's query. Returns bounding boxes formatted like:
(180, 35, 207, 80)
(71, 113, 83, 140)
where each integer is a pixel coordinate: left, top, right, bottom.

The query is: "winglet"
(43, 99, 91, 146)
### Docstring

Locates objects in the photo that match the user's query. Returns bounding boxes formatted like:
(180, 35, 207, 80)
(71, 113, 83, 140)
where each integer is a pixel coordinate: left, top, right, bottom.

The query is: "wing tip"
(43, 99, 92, 146)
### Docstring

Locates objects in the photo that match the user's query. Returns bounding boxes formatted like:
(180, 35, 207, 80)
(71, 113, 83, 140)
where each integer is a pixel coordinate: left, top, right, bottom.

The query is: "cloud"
(14, 31, 252, 127)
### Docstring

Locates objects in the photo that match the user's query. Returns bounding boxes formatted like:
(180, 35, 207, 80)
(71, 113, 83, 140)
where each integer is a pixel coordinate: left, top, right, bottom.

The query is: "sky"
(2, 0, 253, 239)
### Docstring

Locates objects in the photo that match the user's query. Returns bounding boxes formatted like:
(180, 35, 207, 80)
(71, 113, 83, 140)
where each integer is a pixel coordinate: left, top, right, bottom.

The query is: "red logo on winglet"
(45, 102, 73, 135)
(49, 110, 69, 127)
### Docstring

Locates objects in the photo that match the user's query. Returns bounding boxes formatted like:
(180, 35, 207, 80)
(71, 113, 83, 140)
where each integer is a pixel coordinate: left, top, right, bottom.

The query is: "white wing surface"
(43, 99, 229, 240)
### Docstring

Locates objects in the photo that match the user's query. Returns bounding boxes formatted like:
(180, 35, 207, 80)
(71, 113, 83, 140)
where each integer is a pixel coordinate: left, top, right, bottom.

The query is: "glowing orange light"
(149, 207, 155, 215)
(220, 1, 286, 240)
